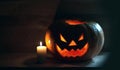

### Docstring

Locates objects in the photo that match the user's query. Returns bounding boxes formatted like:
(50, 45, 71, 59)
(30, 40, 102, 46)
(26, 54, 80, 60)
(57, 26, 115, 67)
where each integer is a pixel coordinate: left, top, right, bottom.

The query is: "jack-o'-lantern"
(45, 19, 104, 61)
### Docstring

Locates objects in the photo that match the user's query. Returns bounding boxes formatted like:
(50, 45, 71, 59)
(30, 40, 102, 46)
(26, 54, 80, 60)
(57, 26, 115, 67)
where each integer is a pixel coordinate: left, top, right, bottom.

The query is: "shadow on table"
(23, 56, 93, 67)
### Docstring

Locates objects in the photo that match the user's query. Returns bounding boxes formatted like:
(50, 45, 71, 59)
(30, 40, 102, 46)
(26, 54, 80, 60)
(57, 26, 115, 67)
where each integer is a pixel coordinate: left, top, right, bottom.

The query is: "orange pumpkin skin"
(45, 20, 104, 61)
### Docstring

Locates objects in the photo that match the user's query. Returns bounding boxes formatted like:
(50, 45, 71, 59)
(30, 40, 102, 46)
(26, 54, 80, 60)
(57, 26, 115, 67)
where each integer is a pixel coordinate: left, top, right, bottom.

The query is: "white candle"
(37, 41, 47, 56)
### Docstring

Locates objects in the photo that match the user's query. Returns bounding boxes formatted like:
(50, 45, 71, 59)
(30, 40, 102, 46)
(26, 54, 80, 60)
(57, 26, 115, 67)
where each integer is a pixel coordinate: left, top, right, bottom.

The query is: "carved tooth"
(56, 43, 88, 57)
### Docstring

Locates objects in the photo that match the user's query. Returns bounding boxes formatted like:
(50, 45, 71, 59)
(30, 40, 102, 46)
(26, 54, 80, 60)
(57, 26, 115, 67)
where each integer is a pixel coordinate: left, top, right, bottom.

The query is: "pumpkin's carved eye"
(78, 34, 84, 41)
(60, 34, 67, 42)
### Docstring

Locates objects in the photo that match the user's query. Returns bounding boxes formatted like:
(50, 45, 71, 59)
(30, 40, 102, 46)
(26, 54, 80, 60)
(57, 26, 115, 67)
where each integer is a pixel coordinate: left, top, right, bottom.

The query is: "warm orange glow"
(45, 31, 54, 53)
(68, 40, 77, 46)
(60, 34, 67, 42)
(56, 43, 89, 57)
(65, 20, 85, 25)
(78, 34, 84, 41)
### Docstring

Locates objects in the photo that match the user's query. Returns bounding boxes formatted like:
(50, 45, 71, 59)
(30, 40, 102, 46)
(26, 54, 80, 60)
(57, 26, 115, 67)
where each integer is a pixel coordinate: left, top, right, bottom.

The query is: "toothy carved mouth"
(56, 43, 88, 57)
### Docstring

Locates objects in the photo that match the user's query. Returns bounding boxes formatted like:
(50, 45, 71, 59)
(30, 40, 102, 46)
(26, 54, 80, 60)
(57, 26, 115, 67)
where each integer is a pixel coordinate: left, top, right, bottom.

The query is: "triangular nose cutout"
(69, 40, 77, 46)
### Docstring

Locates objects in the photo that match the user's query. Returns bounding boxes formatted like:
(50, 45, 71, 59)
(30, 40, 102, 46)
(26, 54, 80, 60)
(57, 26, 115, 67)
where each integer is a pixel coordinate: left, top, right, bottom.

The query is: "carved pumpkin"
(45, 19, 104, 61)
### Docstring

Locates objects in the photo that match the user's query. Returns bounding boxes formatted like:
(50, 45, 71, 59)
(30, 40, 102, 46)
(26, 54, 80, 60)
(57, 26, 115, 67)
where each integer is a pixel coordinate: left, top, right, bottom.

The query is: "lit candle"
(37, 41, 47, 63)
(37, 41, 46, 55)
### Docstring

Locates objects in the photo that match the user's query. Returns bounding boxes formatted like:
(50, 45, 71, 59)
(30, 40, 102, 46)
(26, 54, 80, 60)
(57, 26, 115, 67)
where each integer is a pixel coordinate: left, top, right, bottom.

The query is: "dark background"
(0, 0, 59, 53)
(0, 0, 119, 69)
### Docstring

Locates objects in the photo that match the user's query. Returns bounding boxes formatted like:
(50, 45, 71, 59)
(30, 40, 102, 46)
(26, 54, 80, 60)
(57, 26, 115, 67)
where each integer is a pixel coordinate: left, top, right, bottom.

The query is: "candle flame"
(40, 41, 42, 46)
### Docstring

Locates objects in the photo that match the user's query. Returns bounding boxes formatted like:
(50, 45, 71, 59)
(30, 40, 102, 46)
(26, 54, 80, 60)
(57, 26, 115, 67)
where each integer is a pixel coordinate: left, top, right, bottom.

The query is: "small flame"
(40, 41, 42, 46)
